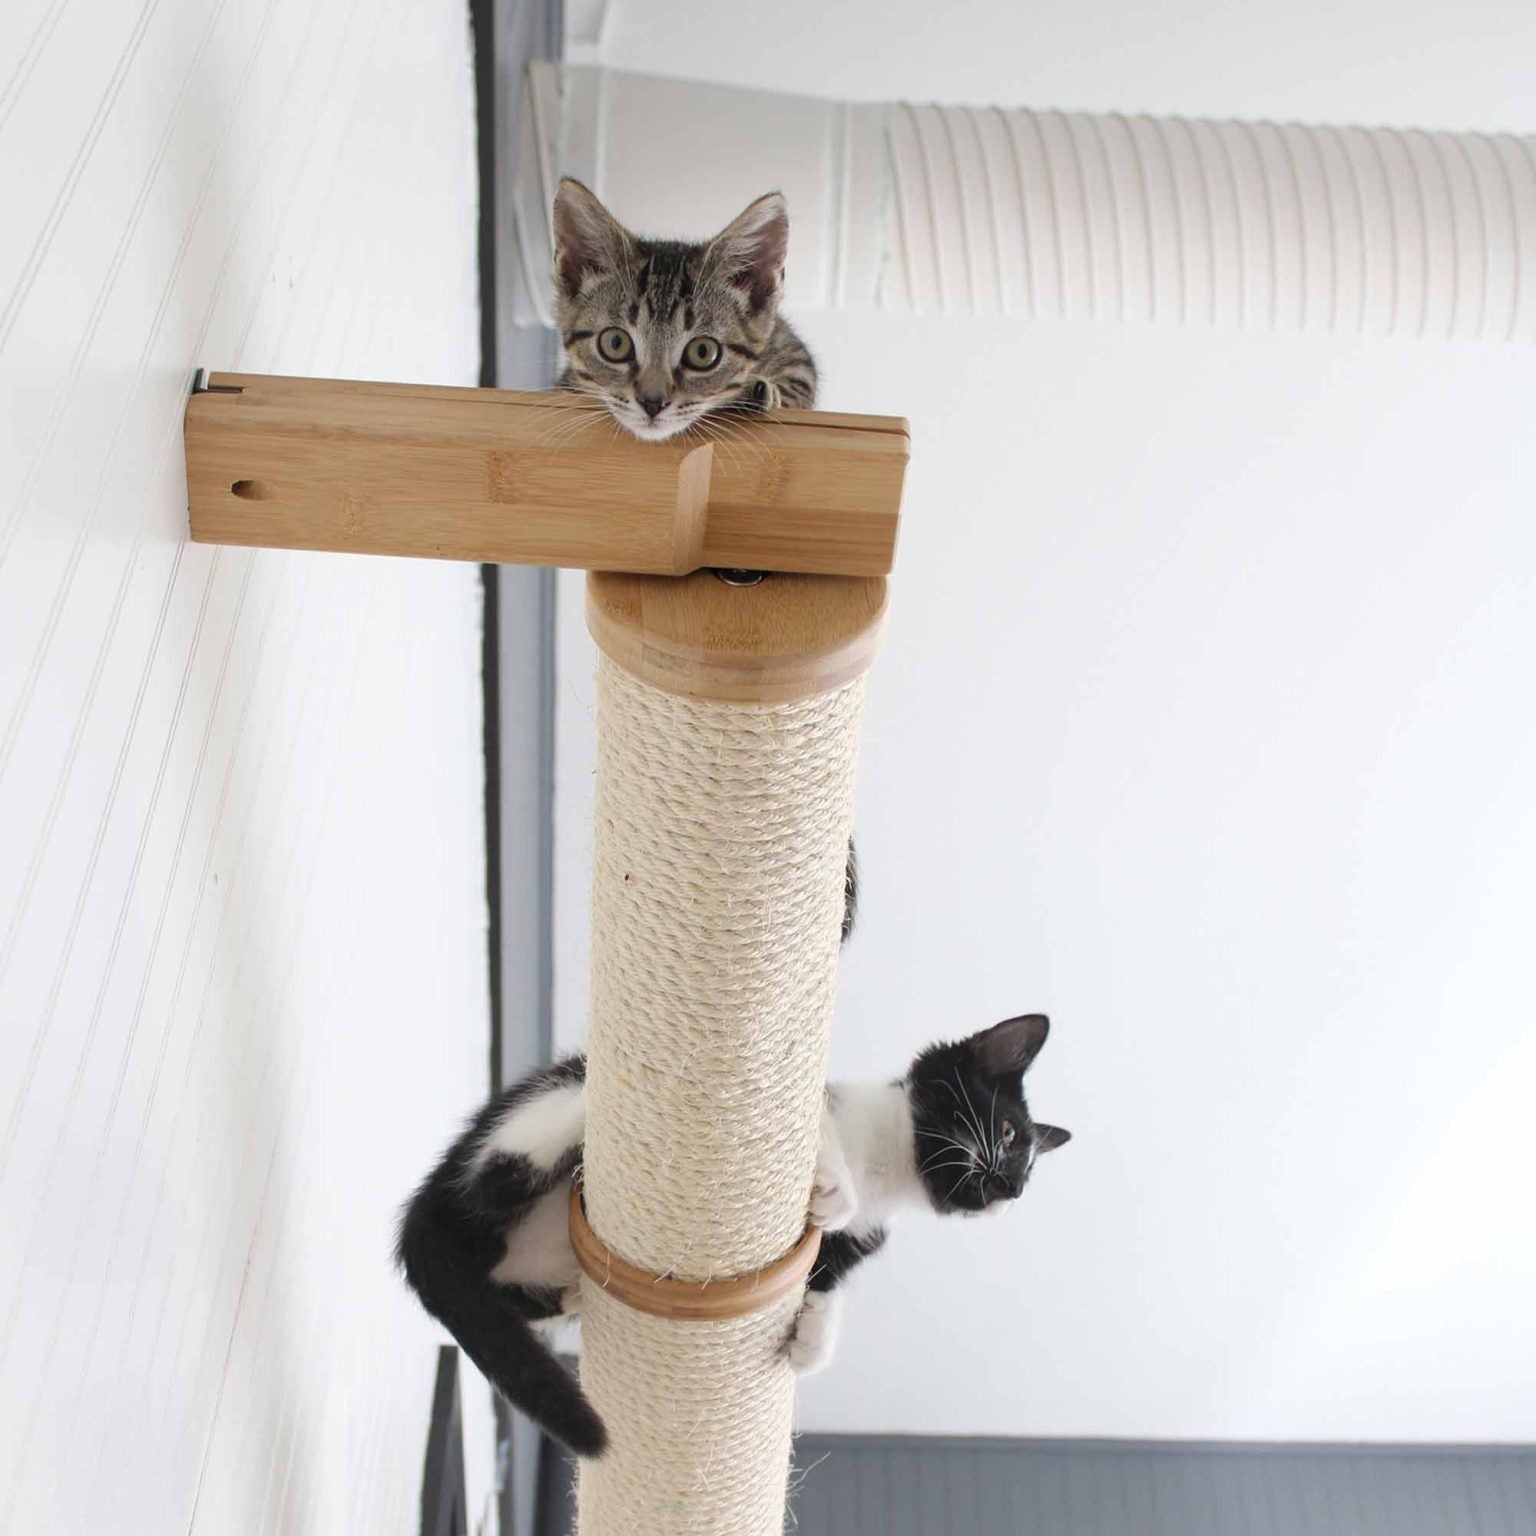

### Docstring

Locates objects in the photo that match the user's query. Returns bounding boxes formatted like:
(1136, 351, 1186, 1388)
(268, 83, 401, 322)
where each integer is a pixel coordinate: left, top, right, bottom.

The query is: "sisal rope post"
(575, 570, 887, 1536)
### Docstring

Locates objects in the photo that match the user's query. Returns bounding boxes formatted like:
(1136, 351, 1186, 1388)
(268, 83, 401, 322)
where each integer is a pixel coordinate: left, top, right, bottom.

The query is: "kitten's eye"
(1002, 1123, 1017, 1145)
(597, 328, 634, 362)
(682, 336, 722, 370)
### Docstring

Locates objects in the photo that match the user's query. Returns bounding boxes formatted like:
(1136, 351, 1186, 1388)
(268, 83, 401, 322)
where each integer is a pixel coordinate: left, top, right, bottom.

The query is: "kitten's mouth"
(608, 402, 692, 443)
(936, 1177, 1015, 1216)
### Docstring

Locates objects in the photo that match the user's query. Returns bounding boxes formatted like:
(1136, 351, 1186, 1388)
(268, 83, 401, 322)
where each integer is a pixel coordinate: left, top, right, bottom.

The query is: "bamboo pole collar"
(568, 1184, 822, 1323)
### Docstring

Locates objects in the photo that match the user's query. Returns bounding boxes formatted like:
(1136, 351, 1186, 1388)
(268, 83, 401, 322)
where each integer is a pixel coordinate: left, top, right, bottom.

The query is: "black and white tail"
(396, 1173, 607, 1458)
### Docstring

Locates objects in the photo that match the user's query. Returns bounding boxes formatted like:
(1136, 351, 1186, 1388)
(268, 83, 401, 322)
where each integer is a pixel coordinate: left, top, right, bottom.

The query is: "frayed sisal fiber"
(578, 656, 866, 1535)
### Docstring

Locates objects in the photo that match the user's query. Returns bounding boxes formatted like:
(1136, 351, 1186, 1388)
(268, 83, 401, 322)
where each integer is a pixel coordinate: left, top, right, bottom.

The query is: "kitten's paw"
(747, 376, 783, 410)
(809, 1171, 857, 1232)
(786, 1291, 841, 1375)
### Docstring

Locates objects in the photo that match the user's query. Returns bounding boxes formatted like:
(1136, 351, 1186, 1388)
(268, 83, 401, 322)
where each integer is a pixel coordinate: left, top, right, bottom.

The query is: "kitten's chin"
(607, 405, 691, 443)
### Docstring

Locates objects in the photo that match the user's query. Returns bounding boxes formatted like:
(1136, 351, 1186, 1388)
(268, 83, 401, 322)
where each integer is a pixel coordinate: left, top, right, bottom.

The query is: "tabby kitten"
(549, 179, 864, 934)
(396, 1016, 1070, 1459)
(551, 177, 818, 441)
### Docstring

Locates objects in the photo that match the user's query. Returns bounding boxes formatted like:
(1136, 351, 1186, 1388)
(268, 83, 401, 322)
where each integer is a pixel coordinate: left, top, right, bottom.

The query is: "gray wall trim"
(490, 0, 561, 1090)
(535, 1436, 1536, 1536)
(496, 560, 556, 1086)
(787, 1434, 1536, 1536)
(485, 6, 562, 1535)
(799, 1432, 1536, 1458)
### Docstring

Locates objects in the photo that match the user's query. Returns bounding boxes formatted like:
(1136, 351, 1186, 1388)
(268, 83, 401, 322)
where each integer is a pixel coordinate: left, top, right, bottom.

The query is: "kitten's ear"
(708, 191, 789, 315)
(1033, 1124, 1072, 1153)
(552, 178, 629, 300)
(972, 1014, 1050, 1077)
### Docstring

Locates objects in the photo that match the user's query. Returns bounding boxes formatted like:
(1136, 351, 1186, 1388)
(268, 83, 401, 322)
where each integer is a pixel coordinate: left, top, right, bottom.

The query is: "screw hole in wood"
(230, 479, 274, 500)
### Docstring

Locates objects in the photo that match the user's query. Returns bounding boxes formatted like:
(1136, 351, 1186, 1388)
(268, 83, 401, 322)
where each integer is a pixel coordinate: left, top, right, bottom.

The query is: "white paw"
(808, 1170, 857, 1232)
(786, 1291, 841, 1375)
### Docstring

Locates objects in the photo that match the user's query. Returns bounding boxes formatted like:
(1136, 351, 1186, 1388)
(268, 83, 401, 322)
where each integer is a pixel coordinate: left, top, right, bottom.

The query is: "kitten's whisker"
(526, 413, 582, 454)
(681, 417, 739, 473)
(927, 1131, 975, 1154)
(529, 406, 606, 456)
(684, 415, 757, 477)
(949, 1070, 988, 1150)
(920, 1132, 977, 1164)
(709, 400, 792, 453)
(530, 398, 602, 444)
(686, 403, 774, 468)
(699, 409, 775, 471)
(937, 1080, 987, 1151)
(943, 1168, 975, 1204)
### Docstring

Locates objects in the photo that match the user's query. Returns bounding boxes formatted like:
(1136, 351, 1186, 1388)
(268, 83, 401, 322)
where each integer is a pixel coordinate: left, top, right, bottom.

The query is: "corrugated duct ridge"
(884, 105, 1536, 337)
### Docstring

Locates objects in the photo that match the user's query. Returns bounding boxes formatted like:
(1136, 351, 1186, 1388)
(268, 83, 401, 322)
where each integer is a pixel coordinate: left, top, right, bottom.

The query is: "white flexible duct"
(510, 63, 1536, 340)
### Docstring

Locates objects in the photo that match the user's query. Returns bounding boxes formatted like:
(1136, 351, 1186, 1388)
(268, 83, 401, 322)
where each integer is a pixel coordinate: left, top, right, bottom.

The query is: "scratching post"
(573, 571, 886, 1535)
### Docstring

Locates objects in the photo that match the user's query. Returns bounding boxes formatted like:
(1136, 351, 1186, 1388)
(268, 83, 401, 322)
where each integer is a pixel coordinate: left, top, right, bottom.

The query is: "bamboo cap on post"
(586, 569, 889, 704)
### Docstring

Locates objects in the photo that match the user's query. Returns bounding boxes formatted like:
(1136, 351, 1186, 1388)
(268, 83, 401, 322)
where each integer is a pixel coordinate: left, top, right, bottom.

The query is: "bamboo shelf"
(186, 373, 908, 577)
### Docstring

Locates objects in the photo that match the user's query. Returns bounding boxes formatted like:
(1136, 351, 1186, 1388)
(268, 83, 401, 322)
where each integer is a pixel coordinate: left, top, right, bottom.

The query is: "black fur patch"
(395, 1057, 607, 1458)
(807, 1226, 887, 1293)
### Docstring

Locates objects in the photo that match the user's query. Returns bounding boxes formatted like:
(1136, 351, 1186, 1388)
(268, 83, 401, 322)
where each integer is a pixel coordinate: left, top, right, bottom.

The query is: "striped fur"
(552, 178, 817, 442)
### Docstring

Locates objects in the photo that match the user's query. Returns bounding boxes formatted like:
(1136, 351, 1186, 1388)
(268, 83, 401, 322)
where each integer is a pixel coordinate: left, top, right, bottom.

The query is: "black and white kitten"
(396, 1015, 1069, 1459)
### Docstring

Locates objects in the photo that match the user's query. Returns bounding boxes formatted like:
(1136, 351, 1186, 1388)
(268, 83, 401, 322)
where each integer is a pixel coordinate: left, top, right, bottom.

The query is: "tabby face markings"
(570, 315, 742, 441)
(552, 178, 795, 442)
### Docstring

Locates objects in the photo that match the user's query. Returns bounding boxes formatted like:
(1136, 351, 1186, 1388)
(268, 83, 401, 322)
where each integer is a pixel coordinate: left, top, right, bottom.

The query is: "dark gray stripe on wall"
(483, 2, 564, 1533)
(785, 1436, 1536, 1536)
(532, 1437, 1536, 1536)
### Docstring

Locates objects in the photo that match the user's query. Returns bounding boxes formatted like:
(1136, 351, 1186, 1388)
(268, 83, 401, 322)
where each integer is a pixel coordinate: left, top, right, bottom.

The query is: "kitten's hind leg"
(786, 1289, 843, 1375)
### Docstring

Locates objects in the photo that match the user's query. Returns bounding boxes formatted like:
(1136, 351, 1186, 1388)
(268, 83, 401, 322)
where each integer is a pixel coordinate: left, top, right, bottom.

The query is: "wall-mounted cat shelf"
(186, 372, 907, 577)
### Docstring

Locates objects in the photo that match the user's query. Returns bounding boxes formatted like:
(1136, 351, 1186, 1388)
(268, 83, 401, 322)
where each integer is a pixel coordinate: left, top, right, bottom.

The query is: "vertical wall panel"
(0, 1, 494, 1531)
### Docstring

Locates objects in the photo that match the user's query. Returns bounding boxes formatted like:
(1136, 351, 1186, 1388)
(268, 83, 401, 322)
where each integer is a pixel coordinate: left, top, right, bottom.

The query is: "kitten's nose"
(637, 393, 665, 420)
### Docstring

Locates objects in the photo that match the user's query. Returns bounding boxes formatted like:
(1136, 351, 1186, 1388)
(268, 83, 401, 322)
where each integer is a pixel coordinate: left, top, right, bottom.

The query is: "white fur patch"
(787, 1289, 843, 1374)
(478, 1082, 585, 1173)
(826, 1082, 924, 1227)
(490, 1180, 582, 1289)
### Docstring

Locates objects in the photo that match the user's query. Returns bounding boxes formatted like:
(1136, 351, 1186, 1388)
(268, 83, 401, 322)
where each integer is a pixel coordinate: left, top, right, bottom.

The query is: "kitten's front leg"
(786, 1289, 843, 1375)
(808, 1106, 858, 1232)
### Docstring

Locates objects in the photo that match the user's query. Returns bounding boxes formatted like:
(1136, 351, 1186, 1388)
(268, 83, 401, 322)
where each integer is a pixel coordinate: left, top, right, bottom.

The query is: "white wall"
(551, 1, 1536, 1443)
(0, 2, 496, 1530)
